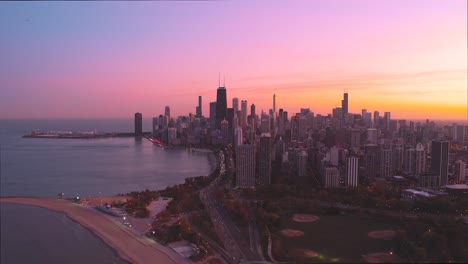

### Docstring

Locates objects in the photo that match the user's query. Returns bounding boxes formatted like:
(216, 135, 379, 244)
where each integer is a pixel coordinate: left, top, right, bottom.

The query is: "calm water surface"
(0, 119, 214, 197)
(0, 119, 214, 263)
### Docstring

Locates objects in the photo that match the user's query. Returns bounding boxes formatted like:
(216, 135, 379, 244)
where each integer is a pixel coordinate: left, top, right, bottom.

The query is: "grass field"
(272, 213, 403, 263)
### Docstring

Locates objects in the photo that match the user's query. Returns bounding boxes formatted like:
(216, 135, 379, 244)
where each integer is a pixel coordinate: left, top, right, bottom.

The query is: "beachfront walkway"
(0, 197, 186, 264)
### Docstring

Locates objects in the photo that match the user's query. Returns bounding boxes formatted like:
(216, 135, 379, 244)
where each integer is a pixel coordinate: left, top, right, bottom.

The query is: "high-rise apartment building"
(241, 100, 248, 128)
(258, 133, 271, 185)
(431, 140, 449, 186)
(364, 144, 378, 179)
(346, 156, 359, 187)
(380, 148, 392, 178)
(454, 160, 466, 182)
(415, 143, 426, 174)
(323, 167, 340, 188)
(134, 112, 143, 136)
(236, 144, 256, 187)
(297, 150, 308, 177)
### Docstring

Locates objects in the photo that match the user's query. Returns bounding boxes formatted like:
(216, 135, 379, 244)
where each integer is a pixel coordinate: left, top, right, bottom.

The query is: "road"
(198, 149, 264, 263)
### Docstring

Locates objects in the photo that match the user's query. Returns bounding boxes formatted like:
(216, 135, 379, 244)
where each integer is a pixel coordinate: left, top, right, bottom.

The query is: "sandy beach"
(0, 197, 186, 264)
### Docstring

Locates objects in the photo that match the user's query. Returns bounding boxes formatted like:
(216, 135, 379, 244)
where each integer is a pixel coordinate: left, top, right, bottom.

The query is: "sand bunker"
(363, 252, 399, 263)
(290, 248, 319, 258)
(280, 229, 304, 237)
(368, 230, 396, 240)
(292, 214, 320, 223)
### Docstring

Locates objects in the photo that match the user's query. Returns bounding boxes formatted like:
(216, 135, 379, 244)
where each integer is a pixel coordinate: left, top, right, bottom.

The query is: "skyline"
(0, 0, 467, 120)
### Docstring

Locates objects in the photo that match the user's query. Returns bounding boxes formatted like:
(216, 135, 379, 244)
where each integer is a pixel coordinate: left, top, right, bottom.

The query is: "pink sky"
(0, 0, 466, 120)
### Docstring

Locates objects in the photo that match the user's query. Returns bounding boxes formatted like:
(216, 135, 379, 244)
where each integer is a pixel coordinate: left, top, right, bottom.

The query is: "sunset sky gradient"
(0, 0, 466, 120)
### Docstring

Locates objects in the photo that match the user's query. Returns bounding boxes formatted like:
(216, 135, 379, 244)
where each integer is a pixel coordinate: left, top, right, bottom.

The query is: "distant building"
(232, 97, 239, 113)
(345, 156, 359, 187)
(241, 100, 248, 128)
(196, 96, 202, 118)
(415, 143, 426, 175)
(165, 106, 171, 119)
(380, 148, 392, 178)
(431, 140, 449, 186)
(168, 127, 177, 145)
(236, 144, 256, 187)
(134, 112, 143, 136)
(297, 150, 308, 177)
(209, 102, 217, 129)
(258, 133, 271, 185)
(152, 117, 158, 135)
(364, 144, 378, 179)
(341, 91, 348, 117)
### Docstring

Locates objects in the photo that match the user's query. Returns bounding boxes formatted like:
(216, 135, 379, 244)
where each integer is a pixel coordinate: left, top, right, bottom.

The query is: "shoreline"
(0, 197, 187, 264)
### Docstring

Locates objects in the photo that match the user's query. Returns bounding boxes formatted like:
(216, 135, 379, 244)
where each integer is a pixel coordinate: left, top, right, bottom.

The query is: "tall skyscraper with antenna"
(215, 75, 227, 129)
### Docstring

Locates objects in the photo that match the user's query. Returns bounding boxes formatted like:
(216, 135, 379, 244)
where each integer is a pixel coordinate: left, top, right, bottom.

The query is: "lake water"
(0, 119, 214, 264)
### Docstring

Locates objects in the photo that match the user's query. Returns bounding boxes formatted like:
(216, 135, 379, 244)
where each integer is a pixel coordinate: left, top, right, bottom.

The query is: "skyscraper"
(364, 144, 378, 179)
(134, 112, 143, 136)
(380, 147, 392, 178)
(346, 156, 358, 187)
(258, 133, 271, 185)
(164, 106, 171, 119)
(273, 94, 277, 119)
(209, 102, 217, 129)
(196, 96, 202, 118)
(431, 140, 449, 186)
(216, 86, 227, 129)
(241, 100, 248, 128)
(341, 91, 348, 117)
(236, 144, 256, 187)
(415, 143, 426, 175)
(232, 97, 239, 113)
(454, 160, 466, 182)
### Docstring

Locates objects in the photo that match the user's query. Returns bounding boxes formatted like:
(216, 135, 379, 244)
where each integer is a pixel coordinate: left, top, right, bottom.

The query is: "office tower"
(216, 86, 227, 129)
(380, 147, 392, 178)
(232, 97, 239, 113)
(384, 112, 391, 130)
(152, 117, 158, 135)
(297, 150, 308, 177)
(258, 133, 271, 185)
(454, 160, 466, 182)
(364, 144, 378, 179)
(341, 91, 348, 117)
(345, 156, 358, 187)
(362, 109, 367, 118)
(328, 146, 339, 166)
(415, 143, 426, 174)
(373, 111, 380, 128)
(332, 107, 343, 119)
(134, 112, 143, 136)
(431, 140, 449, 186)
(164, 106, 171, 119)
(278, 109, 285, 136)
(404, 147, 416, 174)
(367, 128, 378, 144)
(241, 100, 248, 128)
(209, 102, 217, 129)
(236, 144, 256, 187)
(196, 96, 202, 118)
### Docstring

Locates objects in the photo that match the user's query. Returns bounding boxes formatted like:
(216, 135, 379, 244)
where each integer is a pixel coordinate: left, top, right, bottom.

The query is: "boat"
(146, 136, 164, 147)
(96, 203, 127, 217)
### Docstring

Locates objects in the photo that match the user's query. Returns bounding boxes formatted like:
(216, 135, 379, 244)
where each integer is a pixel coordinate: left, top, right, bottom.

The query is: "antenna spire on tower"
(218, 72, 220, 87)
(223, 74, 225, 87)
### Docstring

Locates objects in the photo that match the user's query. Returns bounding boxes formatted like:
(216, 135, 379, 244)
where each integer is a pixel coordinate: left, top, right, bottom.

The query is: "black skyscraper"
(341, 91, 348, 117)
(134, 112, 143, 136)
(216, 87, 227, 129)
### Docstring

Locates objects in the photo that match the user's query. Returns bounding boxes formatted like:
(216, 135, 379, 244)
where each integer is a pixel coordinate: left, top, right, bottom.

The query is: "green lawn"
(273, 213, 403, 263)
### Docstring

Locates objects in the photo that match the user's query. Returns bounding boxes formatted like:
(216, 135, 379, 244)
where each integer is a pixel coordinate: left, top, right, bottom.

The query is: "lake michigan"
(0, 118, 215, 263)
